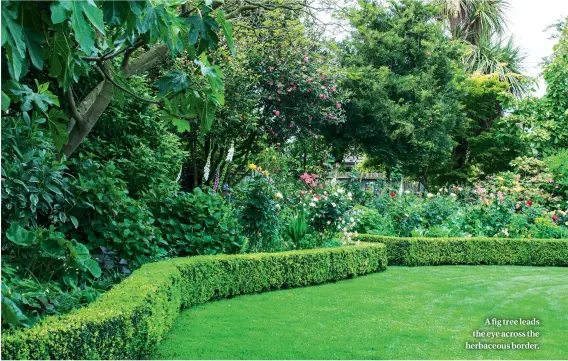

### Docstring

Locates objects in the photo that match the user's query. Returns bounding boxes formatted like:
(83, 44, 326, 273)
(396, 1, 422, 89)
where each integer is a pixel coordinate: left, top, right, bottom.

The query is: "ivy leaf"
(6, 224, 37, 246)
(47, 109, 69, 150)
(217, 10, 234, 56)
(155, 70, 191, 96)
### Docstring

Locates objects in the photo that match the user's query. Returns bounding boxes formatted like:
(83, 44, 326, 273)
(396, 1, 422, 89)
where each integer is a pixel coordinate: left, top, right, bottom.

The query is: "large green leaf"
(172, 118, 191, 132)
(6, 223, 37, 246)
(201, 99, 215, 132)
(49, 32, 87, 90)
(22, 28, 44, 70)
(155, 70, 191, 96)
(1, 3, 25, 58)
(102, 0, 130, 26)
(1, 90, 11, 111)
(41, 235, 67, 257)
(47, 109, 69, 150)
(83, 259, 102, 278)
(1, 295, 28, 326)
(217, 10, 234, 55)
(51, 0, 105, 52)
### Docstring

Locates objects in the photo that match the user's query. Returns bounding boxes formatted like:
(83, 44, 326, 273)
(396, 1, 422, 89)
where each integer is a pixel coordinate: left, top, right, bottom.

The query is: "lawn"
(154, 266, 568, 360)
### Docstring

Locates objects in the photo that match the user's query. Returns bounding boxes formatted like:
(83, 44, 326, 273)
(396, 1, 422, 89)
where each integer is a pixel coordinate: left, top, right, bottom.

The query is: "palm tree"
(439, 0, 510, 42)
(436, 0, 529, 96)
(463, 35, 530, 96)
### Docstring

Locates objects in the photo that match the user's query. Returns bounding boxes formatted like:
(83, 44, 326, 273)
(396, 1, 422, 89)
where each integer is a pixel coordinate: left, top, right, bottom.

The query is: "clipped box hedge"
(1, 243, 387, 360)
(358, 234, 568, 267)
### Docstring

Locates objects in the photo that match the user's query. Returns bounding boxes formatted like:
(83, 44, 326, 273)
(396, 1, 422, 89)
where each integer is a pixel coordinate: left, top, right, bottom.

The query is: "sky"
(507, 0, 568, 96)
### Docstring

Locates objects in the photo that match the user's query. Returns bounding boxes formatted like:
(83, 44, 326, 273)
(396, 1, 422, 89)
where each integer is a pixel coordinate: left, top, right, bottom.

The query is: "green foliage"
(1, 244, 388, 360)
(359, 234, 568, 266)
(442, 74, 527, 183)
(336, 0, 465, 185)
(352, 205, 394, 236)
(147, 188, 246, 256)
(287, 210, 308, 245)
(234, 168, 283, 252)
(1, 0, 235, 151)
(545, 149, 568, 199)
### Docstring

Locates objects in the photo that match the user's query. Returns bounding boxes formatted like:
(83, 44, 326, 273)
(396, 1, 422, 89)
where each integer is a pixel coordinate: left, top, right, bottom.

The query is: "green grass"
(154, 266, 568, 360)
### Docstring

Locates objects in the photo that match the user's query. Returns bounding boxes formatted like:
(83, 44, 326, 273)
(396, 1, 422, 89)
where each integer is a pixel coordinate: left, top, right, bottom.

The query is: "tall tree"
(332, 0, 465, 189)
(436, 0, 529, 96)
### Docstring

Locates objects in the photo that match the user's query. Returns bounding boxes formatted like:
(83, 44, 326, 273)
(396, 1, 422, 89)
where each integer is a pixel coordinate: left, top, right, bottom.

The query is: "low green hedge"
(1, 244, 387, 360)
(358, 234, 568, 267)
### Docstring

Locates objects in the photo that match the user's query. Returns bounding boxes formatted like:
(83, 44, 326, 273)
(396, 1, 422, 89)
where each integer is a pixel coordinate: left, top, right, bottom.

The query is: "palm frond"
(463, 35, 531, 97)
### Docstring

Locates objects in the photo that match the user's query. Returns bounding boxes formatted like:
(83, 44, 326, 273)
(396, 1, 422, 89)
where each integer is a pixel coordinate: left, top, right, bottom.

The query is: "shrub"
(358, 234, 568, 267)
(1, 244, 387, 360)
(146, 187, 246, 256)
(352, 205, 396, 236)
(234, 167, 283, 252)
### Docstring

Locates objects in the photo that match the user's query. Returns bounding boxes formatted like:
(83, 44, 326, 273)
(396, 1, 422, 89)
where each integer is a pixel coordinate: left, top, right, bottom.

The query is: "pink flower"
(547, 178, 554, 183)
(314, 135, 318, 139)
(274, 110, 280, 116)
(321, 74, 326, 79)
(331, 86, 336, 92)
(307, 78, 313, 83)
(260, 61, 264, 65)
(309, 116, 312, 120)
(336, 103, 341, 109)
(304, 56, 309, 62)
(277, 90, 282, 94)
(290, 123, 294, 128)
(319, 94, 325, 99)
(269, 81, 273, 86)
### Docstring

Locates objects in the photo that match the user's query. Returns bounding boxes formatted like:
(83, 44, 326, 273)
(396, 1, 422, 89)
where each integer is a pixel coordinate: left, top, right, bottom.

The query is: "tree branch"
(66, 87, 84, 125)
(95, 64, 163, 106)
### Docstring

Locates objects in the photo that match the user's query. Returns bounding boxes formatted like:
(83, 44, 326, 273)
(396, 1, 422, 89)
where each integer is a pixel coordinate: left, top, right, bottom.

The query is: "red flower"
(390, 192, 396, 198)
(526, 200, 533, 206)
(552, 215, 560, 222)
(274, 110, 280, 116)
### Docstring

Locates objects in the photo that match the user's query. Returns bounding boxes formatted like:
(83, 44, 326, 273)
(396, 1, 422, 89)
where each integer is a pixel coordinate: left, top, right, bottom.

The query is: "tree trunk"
(62, 45, 170, 158)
